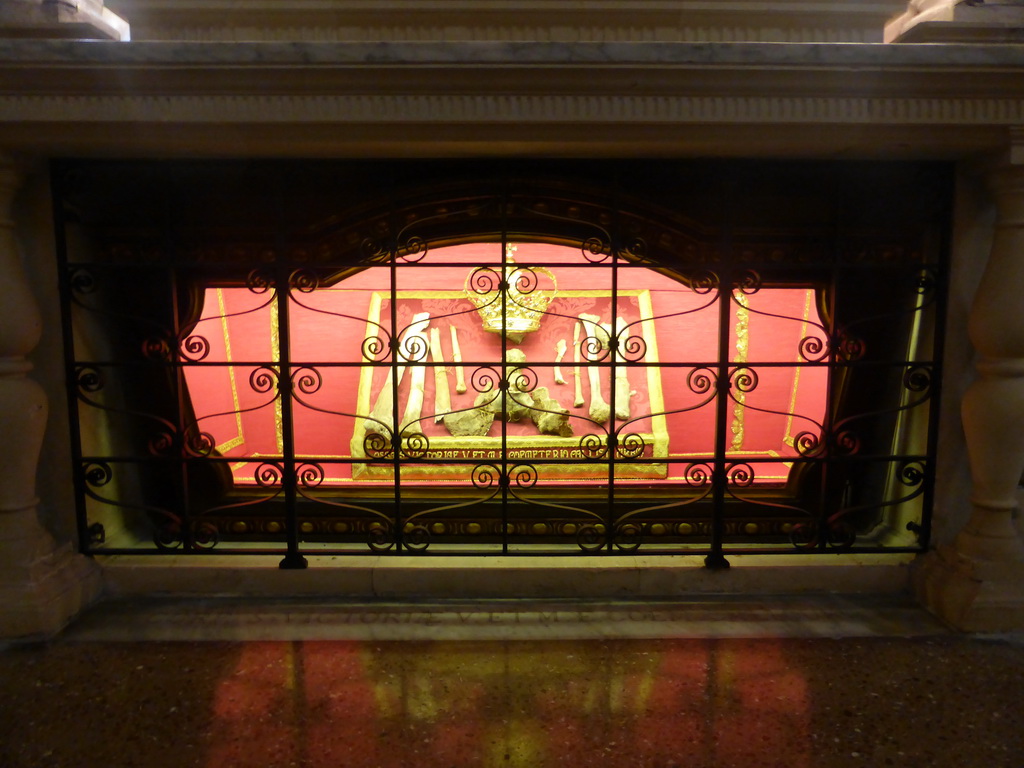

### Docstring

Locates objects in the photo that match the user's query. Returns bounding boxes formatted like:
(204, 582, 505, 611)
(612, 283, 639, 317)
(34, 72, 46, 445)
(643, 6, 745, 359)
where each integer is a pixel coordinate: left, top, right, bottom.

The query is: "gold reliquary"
(464, 256, 557, 344)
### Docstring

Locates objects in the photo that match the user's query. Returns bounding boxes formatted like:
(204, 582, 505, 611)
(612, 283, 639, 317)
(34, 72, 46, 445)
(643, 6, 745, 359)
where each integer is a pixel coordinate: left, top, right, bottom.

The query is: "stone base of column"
(914, 545, 1024, 632)
(0, 506, 101, 639)
(0, 543, 100, 639)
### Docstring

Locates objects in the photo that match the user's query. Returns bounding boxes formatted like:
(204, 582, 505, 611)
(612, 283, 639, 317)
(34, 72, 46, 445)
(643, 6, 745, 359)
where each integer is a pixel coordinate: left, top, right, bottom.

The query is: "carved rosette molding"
(0, 155, 99, 639)
(0, 94, 1023, 125)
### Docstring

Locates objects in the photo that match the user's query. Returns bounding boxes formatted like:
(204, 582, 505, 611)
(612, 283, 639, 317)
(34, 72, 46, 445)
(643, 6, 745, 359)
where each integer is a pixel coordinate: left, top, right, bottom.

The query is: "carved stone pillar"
(0, 0, 129, 41)
(886, 0, 1024, 43)
(0, 155, 99, 639)
(916, 161, 1024, 631)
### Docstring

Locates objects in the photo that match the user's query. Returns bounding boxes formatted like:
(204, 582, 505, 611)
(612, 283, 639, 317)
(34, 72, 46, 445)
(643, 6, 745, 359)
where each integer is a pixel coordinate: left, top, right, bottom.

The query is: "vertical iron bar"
(606, 208, 620, 553)
(389, 237, 403, 553)
(817, 227, 842, 552)
(51, 164, 91, 555)
(500, 205, 510, 555)
(919, 167, 955, 551)
(815, 195, 847, 552)
(169, 262, 193, 551)
(705, 184, 735, 571)
(706, 267, 731, 570)
(278, 202, 307, 569)
(165, 185, 195, 553)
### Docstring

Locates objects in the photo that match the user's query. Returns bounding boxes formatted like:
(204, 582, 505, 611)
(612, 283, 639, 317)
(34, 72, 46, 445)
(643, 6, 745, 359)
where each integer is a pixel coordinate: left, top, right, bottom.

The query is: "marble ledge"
(3, 39, 1024, 69)
(98, 553, 917, 601)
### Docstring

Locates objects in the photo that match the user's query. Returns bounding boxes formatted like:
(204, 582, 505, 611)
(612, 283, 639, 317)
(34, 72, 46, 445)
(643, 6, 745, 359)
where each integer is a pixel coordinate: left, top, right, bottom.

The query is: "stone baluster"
(0, 155, 98, 638)
(917, 161, 1024, 630)
(959, 167, 1024, 562)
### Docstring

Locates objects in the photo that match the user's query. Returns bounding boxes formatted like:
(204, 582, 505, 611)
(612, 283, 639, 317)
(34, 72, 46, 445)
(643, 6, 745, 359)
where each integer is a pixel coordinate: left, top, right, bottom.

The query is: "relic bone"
(572, 321, 584, 408)
(579, 314, 611, 423)
(443, 393, 496, 436)
(398, 314, 432, 435)
(429, 327, 451, 423)
(364, 312, 430, 435)
(480, 348, 534, 421)
(578, 312, 611, 352)
(450, 325, 467, 394)
(613, 317, 633, 421)
(553, 338, 567, 385)
(587, 362, 610, 424)
(530, 386, 574, 437)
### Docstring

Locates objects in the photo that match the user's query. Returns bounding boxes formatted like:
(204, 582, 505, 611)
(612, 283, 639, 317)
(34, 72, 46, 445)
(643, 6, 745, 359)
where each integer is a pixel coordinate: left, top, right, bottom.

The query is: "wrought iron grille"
(53, 160, 950, 568)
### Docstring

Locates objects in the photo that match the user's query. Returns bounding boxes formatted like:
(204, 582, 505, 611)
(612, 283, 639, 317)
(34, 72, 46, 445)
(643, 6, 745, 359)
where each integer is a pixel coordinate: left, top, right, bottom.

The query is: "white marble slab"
(63, 594, 952, 642)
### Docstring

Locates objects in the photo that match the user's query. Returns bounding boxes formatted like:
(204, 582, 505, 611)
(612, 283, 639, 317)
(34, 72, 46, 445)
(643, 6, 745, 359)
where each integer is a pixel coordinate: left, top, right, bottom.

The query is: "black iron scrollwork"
(903, 365, 932, 394)
(684, 462, 713, 488)
(245, 268, 275, 294)
(361, 332, 389, 363)
(179, 334, 211, 363)
(254, 462, 284, 488)
(75, 365, 105, 394)
(729, 367, 759, 394)
(69, 267, 98, 295)
(399, 431, 430, 459)
(249, 366, 280, 394)
(397, 235, 428, 263)
(727, 462, 756, 487)
(576, 524, 607, 552)
(291, 366, 323, 396)
(363, 430, 394, 460)
(141, 335, 173, 361)
(83, 461, 113, 488)
(578, 432, 608, 460)
(798, 335, 829, 363)
(614, 327, 648, 364)
(617, 237, 648, 262)
(183, 427, 216, 458)
(468, 266, 502, 296)
(367, 521, 396, 552)
(296, 462, 325, 489)
(403, 524, 431, 552)
(147, 432, 176, 458)
(687, 367, 717, 395)
(793, 431, 823, 458)
(736, 269, 762, 295)
(582, 236, 612, 264)
(289, 268, 321, 294)
(616, 432, 647, 460)
(613, 522, 643, 552)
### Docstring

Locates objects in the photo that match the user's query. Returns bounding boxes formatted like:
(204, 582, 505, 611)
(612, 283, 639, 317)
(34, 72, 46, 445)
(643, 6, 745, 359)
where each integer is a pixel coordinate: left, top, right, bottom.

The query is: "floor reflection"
(205, 640, 810, 768)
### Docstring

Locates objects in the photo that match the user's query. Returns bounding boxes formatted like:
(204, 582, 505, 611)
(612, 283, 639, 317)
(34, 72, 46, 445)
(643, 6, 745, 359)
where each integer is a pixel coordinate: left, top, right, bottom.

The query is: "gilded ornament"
(464, 249, 556, 343)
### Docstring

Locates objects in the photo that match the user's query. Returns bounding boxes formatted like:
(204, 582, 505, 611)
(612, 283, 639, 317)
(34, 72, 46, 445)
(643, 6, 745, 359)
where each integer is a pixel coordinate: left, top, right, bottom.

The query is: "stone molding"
(104, 0, 908, 43)
(0, 41, 1022, 157)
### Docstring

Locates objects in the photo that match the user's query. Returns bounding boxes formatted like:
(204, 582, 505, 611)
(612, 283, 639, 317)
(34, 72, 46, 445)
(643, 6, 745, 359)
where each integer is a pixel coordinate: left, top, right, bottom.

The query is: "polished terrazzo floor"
(2, 597, 1022, 768)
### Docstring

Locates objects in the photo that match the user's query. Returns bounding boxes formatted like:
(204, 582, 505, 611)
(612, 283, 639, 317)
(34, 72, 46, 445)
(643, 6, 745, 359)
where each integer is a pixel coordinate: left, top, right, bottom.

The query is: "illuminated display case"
(56, 159, 948, 559)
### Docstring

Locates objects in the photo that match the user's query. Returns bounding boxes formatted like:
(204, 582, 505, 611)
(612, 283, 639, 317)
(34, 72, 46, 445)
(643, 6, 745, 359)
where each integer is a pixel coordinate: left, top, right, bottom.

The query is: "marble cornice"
(0, 41, 1022, 158)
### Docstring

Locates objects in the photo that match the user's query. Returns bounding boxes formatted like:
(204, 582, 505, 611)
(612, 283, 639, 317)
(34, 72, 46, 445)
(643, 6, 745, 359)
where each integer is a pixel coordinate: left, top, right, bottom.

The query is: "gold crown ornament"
(464, 246, 557, 344)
